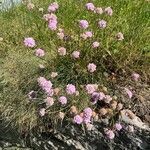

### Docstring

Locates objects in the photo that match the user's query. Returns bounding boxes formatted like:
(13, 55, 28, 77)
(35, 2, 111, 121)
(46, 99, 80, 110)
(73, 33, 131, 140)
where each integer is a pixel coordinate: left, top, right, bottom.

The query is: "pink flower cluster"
(48, 2, 59, 12)
(59, 96, 67, 105)
(35, 48, 45, 57)
(37, 77, 54, 96)
(66, 84, 76, 95)
(24, 37, 36, 48)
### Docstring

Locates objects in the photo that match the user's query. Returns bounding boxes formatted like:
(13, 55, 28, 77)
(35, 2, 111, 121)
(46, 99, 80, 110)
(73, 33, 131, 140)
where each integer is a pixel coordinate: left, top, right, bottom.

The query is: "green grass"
(0, 0, 150, 132)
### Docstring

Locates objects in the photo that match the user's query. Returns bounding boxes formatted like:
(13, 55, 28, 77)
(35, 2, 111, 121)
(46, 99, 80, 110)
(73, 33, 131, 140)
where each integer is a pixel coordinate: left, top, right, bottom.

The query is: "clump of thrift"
(86, 84, 98, 94)
(95, 7, 103, 14)
(83, 107, 93, 124)
(115, 123, 122, 131)
(105, 129, 115, 139)
(44, 97, 54, 107)
(39, 108, 46, 117)
(132, 73, 140, 81)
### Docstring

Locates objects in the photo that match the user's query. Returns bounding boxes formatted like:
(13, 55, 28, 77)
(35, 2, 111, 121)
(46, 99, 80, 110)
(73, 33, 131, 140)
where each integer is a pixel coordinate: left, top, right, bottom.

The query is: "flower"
(70, 106, 78, 115)
(104, 7, 113, 16)
(124, 88, 133, 99)
(98, 20, 107, 28)
(37, 77, 53, 96)
(83, 107, 93, 124)
(48, 20, 57, 30)
(99, 92, 106, 100)
(87, 63, 97, 73)
(86, 84, 98, 94)
(79, 20, 89, 29)
(85, 3, 95, 11)
(74, 115, 83, 124)
(43, 13, 57, 21)
(104, 95, 112, 103)
(105, 129, 115, 139)
(116, 32, 124, 41)
(48, 2, 59, 12)
(81, 31, 93, 39)
(27, 3, 35, 10)
(66, 84, 76, 95)
(72, 51, 80, 59)
(59, 96, 67, 105)
(35, 48, 45, 57)
(58, 47, 66, 56)
(132, 73, 140, 81)
(117, 103, 123, 110)
(92, 41, 100, 48)
(95, 7, 103, 14)
(51, 72, 58, 78)
(39, 108, 46, 117)
(28, 90, 36, 99)
(115, 123, 122, 131)
(57, 32, 64, 39)
(39, 64, 45, 69)
(91, 92, 100, 104)
(44, 97, 54, 107)
(24, 37, 36, 48)
(85, 31, 93, 37)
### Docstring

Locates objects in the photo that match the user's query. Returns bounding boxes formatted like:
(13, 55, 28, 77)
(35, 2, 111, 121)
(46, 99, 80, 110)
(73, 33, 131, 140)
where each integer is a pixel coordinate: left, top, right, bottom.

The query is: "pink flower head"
(85, 3, 95, 11)
(105, 129, 115, 139)
(115, 123, 122, 131)
(83, 107, 92, 124)
(98, 20, 107, 28)
(28, 90, 36, 99)
(44, 97, 54, 107)
(85, 31, 93, 37)
(58, 47, 66, 56)
(132, 73, 140, 81)
(39, 108, 46, 117)
(59, 96, 67, 105)
(91, 92, 100, 104)
(87, 63, 97, 73)
(37, 77, 53, 96)
(105, 7, 113, 16)
(66, 84, 76, 95)
(116, 32, 124, 41)
(79, 20, 89, 29)
(74, 115, 83, 124)
(86, 84, 98, 94)
(124, 88, 133, 99)
(99, 92, 106, 100)
(24, 37, 36, 48)
(92, 41, 100, 48)
(48, 2, 59, 12)
(95, 7, 103, 14)
(48, 20, 57, 30)
(35, 48, 45, 57)
(72, 51, 80, 59)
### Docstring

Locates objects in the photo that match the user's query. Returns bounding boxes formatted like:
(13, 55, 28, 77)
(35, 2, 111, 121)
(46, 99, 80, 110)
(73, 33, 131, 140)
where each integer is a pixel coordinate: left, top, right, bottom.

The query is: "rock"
(120, 109, 150, 131)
